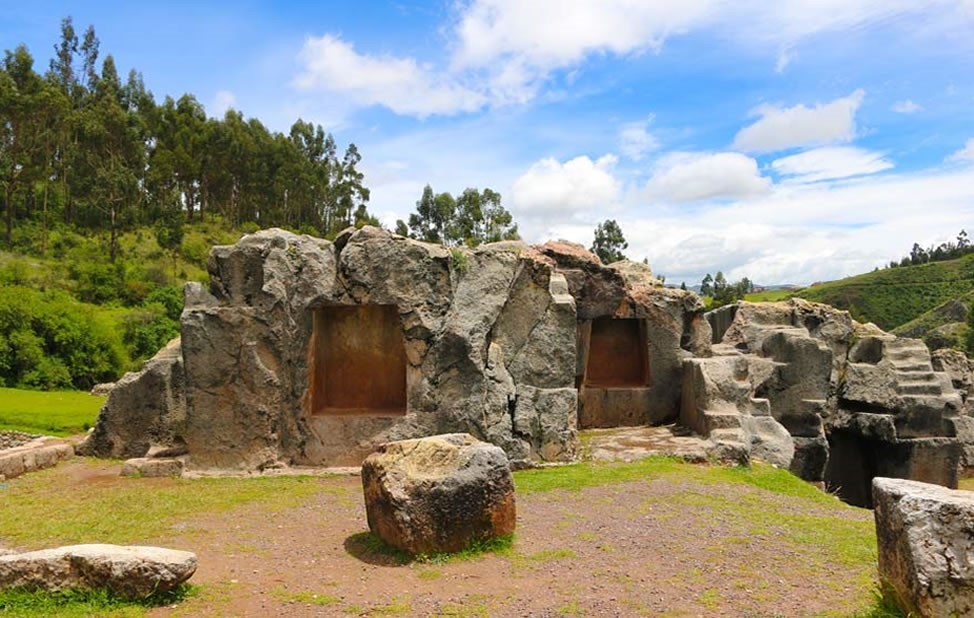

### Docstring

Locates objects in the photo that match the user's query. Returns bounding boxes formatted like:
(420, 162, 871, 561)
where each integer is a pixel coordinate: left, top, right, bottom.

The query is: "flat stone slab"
(120, 457, 184, 478)
(0, 437, 73, 481)
(873, 477, 974, 617)
(0, 544, 197, 599)
(582, 424, 712, 463)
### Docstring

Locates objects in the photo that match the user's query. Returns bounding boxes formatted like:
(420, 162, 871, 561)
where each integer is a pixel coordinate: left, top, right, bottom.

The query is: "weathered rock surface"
(0, 544, 197, 599)
(873, 477, 974, 617)
(0, 437, 73, 480)
(90, 382, 115, 396)
(82, 227, 708, 471)
(361, 434, 515, 555)
(77, 337, 186, 460)
(77, 226, 967, 499)
(688, 300, 964, 502)
(120, 457, 184, 478)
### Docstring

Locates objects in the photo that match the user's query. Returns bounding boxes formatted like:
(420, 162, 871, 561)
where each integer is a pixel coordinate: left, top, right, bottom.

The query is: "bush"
(0, 285, 128, 389)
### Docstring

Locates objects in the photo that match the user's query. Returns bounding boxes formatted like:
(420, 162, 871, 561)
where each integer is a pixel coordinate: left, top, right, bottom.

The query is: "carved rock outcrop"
(687, 300, 964, 505)
(81, 228, 707, 471)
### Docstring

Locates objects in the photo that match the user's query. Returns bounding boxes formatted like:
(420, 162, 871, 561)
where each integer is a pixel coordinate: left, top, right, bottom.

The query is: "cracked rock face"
(79, 227, 707, 470)
(873, 478, 974, 617)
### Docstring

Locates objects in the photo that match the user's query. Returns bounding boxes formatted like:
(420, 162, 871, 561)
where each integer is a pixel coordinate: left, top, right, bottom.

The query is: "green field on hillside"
(796, 253, 974, 330)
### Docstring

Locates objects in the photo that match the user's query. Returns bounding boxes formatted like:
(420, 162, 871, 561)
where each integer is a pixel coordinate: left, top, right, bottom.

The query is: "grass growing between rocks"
(0, 388, 104, 436)
(514, 455, 836, 505)
(346, 531, 514, 566)
(0, 462, 325, 548)
(0, 584, 196, 618)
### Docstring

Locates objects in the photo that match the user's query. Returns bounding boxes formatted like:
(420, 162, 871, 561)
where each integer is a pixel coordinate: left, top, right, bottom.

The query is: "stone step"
(894, 369, 938, 379)
(898, 394, 949, 411)
(891, 362, 933, 372)
(704, 411, 743, 431)
(708, 428, 744, 443)
(897, 382, 943, 396)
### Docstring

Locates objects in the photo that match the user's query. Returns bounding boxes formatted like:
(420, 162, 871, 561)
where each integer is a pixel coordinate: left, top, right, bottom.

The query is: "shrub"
(0, 285, 128, 389)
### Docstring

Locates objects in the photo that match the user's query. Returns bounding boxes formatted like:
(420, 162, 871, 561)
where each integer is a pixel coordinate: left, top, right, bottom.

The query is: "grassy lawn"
(744, 289, 795, 302)
(0, 388, 104, 436)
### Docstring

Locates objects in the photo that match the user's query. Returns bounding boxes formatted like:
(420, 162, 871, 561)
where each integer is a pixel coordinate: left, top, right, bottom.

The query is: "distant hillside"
(891, 294, 971, 352)
(795, 253, 974, 331)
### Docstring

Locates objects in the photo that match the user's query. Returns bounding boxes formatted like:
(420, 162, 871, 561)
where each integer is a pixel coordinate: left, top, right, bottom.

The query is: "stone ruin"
(77, 227, 971, 506)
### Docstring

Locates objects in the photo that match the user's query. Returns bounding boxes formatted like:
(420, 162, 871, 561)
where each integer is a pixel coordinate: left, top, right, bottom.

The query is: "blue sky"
(4, 1, 974, 286)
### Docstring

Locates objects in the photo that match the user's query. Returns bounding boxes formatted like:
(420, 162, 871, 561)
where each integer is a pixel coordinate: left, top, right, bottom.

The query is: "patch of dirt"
(119, 466, 874, 617)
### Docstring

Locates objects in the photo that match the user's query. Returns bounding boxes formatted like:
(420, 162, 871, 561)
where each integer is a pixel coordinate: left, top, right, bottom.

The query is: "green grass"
(744, 289, 795, 302)
(0, 463, 328, 547)
(795, 252, 974, 330)
(270, 586, 340, 606)
(0, 584, 196, 618)
(0, 388, 104, 435)
(514, 455, 838, 506)
(347, 531, 514, 565)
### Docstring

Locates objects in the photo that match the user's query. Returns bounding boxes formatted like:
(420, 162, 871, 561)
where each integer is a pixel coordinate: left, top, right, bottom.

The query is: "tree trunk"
(109, 205, 118, 263)
(41, 179, 49, 255)
(4, 182, 14, 247)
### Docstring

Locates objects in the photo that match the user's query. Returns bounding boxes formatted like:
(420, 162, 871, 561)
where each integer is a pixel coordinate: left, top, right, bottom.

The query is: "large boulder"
(873, 477, 974, 617)
(361, 433, 516, 555)
(0, 544, 197, 599)
(77, 337, 186, 459)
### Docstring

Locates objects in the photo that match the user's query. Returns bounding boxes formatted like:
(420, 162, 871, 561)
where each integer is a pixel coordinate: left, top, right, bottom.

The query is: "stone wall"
(80, 228, 705, 470)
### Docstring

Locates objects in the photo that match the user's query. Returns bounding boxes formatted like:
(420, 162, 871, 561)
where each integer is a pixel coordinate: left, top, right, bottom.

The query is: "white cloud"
(511, 155, 621, 215)
(211, 90, 236, 116)
(948, 138, 974, 163)
(771, 147, 893, 183)
(733, 90, 865, 153)
(892, 99, 922, 114)
(775, 46, 795, 73)
(618, 117, 659, 161)
(293, 34, 486, 117)
(452, 0, 712, 70)
(643, 152, 771, 202)
(627, 167, 974, 286)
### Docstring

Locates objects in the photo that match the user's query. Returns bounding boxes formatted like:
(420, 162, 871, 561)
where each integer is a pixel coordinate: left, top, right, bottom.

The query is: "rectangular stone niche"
(584, 317, 650, 387)
(578, 317, 653, 429)
(310, 305, 407, 416)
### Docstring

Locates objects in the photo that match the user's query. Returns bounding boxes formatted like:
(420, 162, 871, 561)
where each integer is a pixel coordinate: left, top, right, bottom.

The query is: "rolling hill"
(795, 252, 974, 332)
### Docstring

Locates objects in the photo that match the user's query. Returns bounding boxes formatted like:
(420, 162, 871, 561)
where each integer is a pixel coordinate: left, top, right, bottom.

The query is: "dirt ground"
(37, 459, 870, 618)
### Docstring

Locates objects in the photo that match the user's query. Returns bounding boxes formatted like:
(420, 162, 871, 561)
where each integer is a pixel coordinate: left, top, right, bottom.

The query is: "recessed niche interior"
(584, 317, 650, 387)
(310, 305, 407, 416)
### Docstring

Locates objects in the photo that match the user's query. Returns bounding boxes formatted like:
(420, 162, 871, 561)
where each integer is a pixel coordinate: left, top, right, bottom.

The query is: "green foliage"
(401, 184, 519, 247)
(0, 387, 103, 435)
(796, 252, 974, 330)
(703, 272, 754, 308)
(1, 19, 379, 257)
(590, 219, 627, 264)
(0, 285, 127, 389)
(0, 584, 196, 618)
(450, 248, 470, 275)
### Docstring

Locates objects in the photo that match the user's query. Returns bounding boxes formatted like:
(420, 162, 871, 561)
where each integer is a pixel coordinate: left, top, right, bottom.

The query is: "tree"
(680, 281, 687, 291)
(590, 219, 627, 264)
(700, 274, 714, 297)
(155, 202, 184, 278)
(405, 185, 517, 246)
